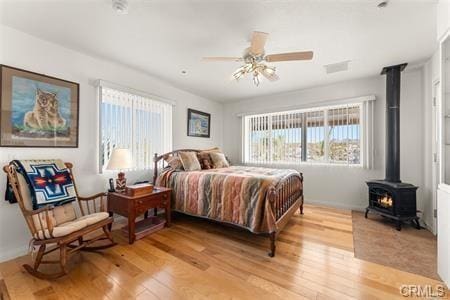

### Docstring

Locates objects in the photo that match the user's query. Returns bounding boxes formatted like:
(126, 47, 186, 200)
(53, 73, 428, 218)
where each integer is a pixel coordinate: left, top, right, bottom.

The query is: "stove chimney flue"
(367, 62, 419, 231)
(381, 63, 407, 183)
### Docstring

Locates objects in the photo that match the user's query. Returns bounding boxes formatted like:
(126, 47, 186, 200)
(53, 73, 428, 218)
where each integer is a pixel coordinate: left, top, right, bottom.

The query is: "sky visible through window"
(101, 102, 162, 169)
(251, 125, 360, 142)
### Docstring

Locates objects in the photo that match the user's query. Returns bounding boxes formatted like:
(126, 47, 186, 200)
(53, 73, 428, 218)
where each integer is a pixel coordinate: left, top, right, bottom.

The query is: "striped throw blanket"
(156, 166, 301, 233)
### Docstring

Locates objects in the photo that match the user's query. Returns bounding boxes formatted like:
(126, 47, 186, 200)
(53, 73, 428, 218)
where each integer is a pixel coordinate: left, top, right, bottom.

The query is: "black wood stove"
(365, 63, 420, 231)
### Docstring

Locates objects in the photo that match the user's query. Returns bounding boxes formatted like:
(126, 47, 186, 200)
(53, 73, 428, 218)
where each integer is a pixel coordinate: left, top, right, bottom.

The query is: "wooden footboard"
(269, 174, 304, 221)
(267, 173, 304, 257)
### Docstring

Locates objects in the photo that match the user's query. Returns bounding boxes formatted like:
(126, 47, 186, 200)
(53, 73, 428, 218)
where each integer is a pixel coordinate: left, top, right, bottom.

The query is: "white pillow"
(179, 151, 202, 171)
(209, 152, 230, 168)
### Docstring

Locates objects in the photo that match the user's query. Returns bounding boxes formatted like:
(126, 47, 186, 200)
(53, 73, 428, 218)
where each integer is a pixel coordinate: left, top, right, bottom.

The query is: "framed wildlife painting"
(0, 65, 79, 147)
(187, 108, 210, 138)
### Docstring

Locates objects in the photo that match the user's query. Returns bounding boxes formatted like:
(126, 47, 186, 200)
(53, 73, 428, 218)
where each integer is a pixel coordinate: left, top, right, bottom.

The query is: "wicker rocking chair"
(3, 162, 116, 280)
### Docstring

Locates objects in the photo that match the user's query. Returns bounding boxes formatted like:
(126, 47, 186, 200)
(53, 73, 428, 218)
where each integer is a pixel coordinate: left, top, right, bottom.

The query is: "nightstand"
(107, 187, 171, 244)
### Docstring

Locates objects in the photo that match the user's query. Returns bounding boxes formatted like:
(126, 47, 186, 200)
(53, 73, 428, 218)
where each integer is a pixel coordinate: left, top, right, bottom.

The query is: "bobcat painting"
(23, 89, 66, 129)
(2, 66, 78, 147)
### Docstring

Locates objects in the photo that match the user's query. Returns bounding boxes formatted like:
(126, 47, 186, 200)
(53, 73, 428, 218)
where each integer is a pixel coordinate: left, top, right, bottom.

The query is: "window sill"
(243, 162, 363, 168)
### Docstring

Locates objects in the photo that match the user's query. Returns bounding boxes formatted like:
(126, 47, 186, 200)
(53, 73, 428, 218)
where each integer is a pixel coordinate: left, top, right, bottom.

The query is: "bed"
(153, 149, 304, 257)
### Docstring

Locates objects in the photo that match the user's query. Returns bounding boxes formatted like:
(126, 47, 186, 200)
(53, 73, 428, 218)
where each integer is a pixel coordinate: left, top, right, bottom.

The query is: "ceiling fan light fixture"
(232, 68, 245, 80)
(264, 66, 276, 75)
(253, 73, 260, 86)
(203, 31, 312, 86)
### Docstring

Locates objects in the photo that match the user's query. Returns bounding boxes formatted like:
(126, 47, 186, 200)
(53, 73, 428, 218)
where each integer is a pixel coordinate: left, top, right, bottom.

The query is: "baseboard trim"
(0, 246, 28, 263)
(421, 221, 436, 235)
(305, 198, 366, 212)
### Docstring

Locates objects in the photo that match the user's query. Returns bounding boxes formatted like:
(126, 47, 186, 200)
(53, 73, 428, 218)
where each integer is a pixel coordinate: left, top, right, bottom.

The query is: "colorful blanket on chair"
(12, 159, 77, 209)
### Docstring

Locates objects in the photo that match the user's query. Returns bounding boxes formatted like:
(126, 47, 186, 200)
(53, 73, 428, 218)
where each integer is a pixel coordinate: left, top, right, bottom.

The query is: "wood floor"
(0, 204, 446, 300)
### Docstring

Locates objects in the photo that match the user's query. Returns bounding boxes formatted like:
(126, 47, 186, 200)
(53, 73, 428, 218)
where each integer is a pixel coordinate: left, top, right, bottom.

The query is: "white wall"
(437, 0, 450, 42)
(223, 69, 427, 217)
(0, 25, 224, 261)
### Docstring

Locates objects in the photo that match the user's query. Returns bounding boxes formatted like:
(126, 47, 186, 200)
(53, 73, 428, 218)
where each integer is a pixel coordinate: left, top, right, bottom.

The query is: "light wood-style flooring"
(0, 204, 446, 299)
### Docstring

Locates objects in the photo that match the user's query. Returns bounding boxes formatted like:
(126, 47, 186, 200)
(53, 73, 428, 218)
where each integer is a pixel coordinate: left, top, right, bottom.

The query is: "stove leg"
(413, 218, 421, 230)
(396, 220, 402, 231)
(364, 208, 369, 219)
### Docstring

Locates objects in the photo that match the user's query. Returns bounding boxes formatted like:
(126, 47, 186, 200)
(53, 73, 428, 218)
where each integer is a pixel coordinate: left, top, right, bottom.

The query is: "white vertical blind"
(243, 103, 366, 166)
(306, 110, 325, 162)
(100, 87, 172, 171)
(328, 105, 361, 164)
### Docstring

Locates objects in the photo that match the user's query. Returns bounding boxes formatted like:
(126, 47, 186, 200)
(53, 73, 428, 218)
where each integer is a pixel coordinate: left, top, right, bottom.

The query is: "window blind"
(100, 87, 172, 171)
(244, 103, 365, 166)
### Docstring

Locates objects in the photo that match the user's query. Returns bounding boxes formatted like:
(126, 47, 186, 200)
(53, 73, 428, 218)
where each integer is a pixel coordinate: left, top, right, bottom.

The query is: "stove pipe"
(381, 63, 407, 183)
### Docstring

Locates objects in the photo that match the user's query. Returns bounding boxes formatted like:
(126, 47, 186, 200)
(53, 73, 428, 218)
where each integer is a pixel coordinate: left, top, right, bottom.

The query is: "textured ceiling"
(0, 0, 437, 101)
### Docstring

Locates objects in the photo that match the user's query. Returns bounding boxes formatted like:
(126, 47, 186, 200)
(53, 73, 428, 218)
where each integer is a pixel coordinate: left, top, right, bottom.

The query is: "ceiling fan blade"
(265, 51, 314, 62)
(249, 31, 269, 55)
(260, 69, 279, 82)
(202, 57, 243, 62)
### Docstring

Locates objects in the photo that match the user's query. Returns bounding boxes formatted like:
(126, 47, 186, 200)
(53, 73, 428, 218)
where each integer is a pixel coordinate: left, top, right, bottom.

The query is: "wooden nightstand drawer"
(107, 187, 172, 244)
(135, 199, 150, 215)
(135, 194, 168, 214)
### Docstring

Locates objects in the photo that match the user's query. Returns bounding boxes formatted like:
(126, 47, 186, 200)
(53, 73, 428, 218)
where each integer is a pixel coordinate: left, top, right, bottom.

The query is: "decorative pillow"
(202, 147, 221, 153)
(197, 147, 223, 169)
(197, 152, 213, 169)
(179, 152, 202, 171)
(209, 152, 230, 168)
(164, 156, 184, 170)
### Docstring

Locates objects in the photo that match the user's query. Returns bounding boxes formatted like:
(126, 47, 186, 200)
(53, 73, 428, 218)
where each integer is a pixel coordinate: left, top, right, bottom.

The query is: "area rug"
(352, 211, 439, 280)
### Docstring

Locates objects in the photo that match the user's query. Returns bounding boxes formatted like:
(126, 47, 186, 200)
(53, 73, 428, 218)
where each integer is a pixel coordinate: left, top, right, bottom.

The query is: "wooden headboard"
(152, 149, 202, 184)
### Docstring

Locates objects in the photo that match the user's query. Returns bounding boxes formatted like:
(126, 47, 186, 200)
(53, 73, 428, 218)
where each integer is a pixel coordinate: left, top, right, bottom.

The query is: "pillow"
(164, 156, 184, 170)
(209, 152, 230, 168)
(196, 147, 222, 169)
(197, 152, 213, 169)
(179, 151, 202, 171)
(201, 147, 221, 153)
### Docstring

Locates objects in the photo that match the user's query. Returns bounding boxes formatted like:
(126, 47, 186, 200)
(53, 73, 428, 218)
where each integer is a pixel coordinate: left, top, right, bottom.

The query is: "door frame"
(432, 79, 441, 235)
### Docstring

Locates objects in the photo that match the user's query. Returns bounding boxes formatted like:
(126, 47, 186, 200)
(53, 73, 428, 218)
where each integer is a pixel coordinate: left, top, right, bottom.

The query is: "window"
(243, 103, 366, 166)
(100, 85, 172, 171)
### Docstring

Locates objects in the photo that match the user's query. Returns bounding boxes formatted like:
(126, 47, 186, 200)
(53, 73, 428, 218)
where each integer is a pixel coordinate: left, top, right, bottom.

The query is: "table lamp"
(106, 148, 133, 192)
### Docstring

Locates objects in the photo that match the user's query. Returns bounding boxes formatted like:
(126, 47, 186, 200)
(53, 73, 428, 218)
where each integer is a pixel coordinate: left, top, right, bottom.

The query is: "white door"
(437, 188, 450, 284)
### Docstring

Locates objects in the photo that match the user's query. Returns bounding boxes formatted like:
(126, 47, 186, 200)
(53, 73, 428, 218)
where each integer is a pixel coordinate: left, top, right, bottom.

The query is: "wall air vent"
(324, 60, 351, 74)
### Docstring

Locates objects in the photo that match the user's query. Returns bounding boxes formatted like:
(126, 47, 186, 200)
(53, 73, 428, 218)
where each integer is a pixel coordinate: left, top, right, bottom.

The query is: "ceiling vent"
(112, 0, 128, 14)
(324, 60, 350, 74)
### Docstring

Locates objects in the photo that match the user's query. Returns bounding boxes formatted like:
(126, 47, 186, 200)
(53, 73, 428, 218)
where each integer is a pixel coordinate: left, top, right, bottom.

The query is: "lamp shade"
(106, 148, 133, 170)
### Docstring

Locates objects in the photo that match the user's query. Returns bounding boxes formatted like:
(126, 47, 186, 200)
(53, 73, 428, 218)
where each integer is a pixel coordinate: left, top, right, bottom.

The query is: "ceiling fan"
(203, 31, 314, 86)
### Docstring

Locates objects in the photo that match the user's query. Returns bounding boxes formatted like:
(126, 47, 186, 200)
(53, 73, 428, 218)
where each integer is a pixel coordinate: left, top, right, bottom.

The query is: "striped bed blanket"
(156, 166, 301, 233)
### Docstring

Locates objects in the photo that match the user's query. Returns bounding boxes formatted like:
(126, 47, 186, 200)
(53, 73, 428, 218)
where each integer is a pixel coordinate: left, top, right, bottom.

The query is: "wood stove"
(366, 180, 419, 230)
(365, 63, 420, 231)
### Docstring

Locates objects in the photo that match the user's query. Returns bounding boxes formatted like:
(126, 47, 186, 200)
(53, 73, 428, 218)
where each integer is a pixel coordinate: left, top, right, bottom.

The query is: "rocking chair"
(3, 162, 116, 280)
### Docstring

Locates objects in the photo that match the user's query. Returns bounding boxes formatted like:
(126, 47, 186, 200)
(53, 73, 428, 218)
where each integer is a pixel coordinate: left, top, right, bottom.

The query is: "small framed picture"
(187, 108, 210, 138)
(0, 65, 79, 147)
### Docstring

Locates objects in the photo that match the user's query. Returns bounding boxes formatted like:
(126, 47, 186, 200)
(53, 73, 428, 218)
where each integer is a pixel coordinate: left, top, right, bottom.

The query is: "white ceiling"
(0, 0, 437, 102)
